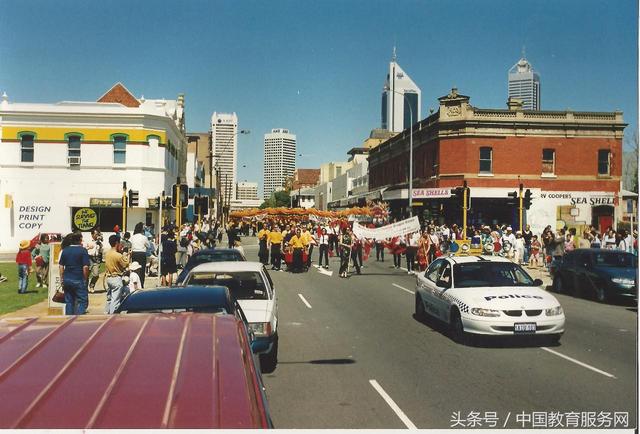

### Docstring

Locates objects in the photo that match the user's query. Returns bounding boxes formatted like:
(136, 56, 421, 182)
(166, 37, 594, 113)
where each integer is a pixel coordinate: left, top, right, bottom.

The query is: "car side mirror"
(436, 279, 450, 289)
(533, 278, 543, 286)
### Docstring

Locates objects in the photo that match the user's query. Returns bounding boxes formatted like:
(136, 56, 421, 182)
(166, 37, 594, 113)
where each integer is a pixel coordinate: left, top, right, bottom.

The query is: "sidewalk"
(1, 274, 161, 319)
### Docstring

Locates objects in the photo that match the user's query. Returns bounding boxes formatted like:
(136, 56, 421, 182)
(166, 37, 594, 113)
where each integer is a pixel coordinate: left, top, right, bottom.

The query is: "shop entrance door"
(598, 215, 613, 233)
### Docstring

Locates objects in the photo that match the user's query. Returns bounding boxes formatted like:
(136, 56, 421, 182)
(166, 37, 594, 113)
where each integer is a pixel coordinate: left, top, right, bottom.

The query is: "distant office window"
(479, 147, 492, 173)
(67, 135, 81, 165)
(598, 150, 611, 175)
(542, 149, 555, 174)
(20, 134, 34, 162)
(113, 135, 127, 164)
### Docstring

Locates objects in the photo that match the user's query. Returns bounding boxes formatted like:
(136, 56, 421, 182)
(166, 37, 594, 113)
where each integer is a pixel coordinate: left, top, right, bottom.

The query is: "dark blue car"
(176, 248, 246, 284)
(116, 285, 236, 314)
(552, 249, 637, 303)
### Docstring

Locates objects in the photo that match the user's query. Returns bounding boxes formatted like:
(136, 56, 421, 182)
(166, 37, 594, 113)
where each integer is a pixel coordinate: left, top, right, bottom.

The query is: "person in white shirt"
(127, 261, 143, 293)
(513, 231, 526, 264)
(501, 227, 516, 258)
(130, 223, 150, 288)
(603, 229, 617, 249)
(318, 228, 330, 268)
(405, 232, 420, 274)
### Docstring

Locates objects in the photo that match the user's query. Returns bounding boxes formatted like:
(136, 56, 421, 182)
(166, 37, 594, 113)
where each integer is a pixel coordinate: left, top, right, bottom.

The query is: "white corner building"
(381, 47, 421, 133)
(0, 83, 187, 253)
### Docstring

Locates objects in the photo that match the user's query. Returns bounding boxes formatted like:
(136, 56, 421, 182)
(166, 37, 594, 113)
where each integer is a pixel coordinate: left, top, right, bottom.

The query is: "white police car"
(414, 255, 565, 344)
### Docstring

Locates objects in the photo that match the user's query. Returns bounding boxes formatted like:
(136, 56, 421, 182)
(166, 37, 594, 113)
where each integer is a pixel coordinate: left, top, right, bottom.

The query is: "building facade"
(211, 112, 238, 202)
(381, 49, 421, 133)
(236, 181, 259, 201)
(508, 56, 541, 110)
(291, 168, 320, 190)
(263, 128, 296, 200)
(0, 83, 187, 252)
(369, 88, 626, 235)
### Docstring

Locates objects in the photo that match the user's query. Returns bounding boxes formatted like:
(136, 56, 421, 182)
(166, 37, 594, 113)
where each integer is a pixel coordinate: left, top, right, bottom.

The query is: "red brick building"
(368, 88, 626, 234)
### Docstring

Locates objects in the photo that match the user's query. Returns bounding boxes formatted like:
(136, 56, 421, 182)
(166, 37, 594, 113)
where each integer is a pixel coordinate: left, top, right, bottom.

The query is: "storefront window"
(479, 147, 492, 173)
(598, 150, 610, 175)
(542, 149, 555, 174)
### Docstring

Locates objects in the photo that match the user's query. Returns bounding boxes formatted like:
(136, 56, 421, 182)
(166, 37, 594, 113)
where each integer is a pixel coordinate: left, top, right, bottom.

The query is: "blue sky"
(1, 0, 637, 192)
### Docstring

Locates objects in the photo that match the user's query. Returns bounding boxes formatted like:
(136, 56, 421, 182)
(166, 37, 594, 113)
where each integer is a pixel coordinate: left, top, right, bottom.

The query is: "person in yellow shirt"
(268, 226, 284, 271)
(257, 225, 270, 265)
(288, 228, 305, 272)
(300, 226, 315, 267)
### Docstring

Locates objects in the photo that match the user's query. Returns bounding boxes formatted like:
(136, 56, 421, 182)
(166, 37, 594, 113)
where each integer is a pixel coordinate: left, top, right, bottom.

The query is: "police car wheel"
(449, 309, 467, 344)
(415, 294, 427, 321)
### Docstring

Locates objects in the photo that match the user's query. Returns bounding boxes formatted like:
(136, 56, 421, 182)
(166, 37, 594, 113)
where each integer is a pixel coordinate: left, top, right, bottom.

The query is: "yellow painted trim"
(2, 126, 167, 144)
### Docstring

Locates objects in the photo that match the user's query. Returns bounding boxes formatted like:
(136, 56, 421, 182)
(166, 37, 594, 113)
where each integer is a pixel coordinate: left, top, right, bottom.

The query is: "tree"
(623, 131, 638, 193)
(259, 189, 291, 208)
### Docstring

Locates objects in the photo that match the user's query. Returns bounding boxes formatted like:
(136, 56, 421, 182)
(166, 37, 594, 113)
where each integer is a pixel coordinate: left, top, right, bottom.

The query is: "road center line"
(540, 347, 617, 379)
(392, 283, 415, 295)
(298, 294, 312, 309)
(369, 379, 417, 429)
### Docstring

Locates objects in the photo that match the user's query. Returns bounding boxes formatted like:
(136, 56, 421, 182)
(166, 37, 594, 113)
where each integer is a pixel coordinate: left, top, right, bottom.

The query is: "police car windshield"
(453, 262, 535, 288)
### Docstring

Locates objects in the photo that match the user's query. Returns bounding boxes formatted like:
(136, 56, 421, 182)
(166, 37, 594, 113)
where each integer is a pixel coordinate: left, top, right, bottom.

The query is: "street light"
(386, 88, 416, 217)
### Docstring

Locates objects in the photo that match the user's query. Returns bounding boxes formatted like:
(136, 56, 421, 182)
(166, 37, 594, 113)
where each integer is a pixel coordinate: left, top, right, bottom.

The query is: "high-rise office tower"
(263, 128, 296, 200)
(508, 54, 540, 110)
(381, 47, 421, 133)
(211, 112, 238, 201)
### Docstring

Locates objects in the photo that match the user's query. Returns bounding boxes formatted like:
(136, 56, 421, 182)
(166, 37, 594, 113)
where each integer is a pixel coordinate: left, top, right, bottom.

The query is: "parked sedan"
(552, 249, 637, 302)
(184, 262, 279, 373)
(175, 248, 246, 284)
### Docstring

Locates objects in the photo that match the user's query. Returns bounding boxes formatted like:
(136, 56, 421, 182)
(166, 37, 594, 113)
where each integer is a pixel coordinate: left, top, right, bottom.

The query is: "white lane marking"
(313, 263, 334, 277)
(392, 283, 415, 295)
(298, 294, 312, 309)
(540, 347, 617, 379)
(369, 379, 417, 429)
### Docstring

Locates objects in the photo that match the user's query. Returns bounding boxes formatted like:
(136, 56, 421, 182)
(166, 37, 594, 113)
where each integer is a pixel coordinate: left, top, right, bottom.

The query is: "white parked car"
(184, 261, 278, 372)
(415, 256, 565, 344)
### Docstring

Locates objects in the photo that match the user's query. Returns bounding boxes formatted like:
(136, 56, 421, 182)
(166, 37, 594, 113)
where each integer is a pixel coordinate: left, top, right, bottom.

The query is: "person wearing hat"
(501, 226, 516, 258)
(127, 261, 143, 292)
(514, 231, 526, 264)
(16, 240, 33, 294)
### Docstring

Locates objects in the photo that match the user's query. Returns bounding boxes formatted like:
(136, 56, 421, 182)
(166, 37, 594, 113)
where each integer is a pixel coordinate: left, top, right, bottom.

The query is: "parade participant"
(523, 224, 533, 264)
(348, 229, 361, 275)
(85, 230, 103, 293)
(31, 234, 51, 289)
(130, 222, 150, 288)
(288, 228, 306, 272)
(301, 226, 315, 267)
(161, 230, 178, 287)
(417, 230, 431, 271)
(338, 229, 352, 278)
(318, 228, 330, 268)
(428, 228, 439, 263)
(529, 235, 542, 267)
(16, 240, 32, 294)
(268, 226, 284, 271)
(257, 225, 270, 265)
(405, 231, 419, 274)
(375, 237, 385, 262)
(329, 222, 340, 254)
(227, 223, 239, 249)
(104, 234, 130, 314)
(391, 235, 404, 269)
(59, 232, 91, 314)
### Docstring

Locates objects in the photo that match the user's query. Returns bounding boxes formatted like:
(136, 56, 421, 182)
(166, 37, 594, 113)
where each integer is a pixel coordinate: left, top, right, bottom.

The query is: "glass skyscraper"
(508, 56, 540, 110)
(381, 49, 421, 133)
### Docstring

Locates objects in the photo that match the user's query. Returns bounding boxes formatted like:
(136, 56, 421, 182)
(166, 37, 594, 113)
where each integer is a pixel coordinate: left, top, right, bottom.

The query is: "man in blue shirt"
(59, 232, 90, 315)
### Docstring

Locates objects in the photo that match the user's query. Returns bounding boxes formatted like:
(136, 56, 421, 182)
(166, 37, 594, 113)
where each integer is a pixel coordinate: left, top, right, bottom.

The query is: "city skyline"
(1, 0, 636, 191)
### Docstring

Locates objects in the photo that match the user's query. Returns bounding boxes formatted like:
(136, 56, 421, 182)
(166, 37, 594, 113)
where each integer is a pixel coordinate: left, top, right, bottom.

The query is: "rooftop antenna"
(521, 45, 526, 59)
(392, 45, 397, 62)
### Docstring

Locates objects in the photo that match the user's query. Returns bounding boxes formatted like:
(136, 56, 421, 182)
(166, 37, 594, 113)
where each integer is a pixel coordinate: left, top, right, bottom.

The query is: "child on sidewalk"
(16, 240, 32, 294)
(529, 235, 542, 267)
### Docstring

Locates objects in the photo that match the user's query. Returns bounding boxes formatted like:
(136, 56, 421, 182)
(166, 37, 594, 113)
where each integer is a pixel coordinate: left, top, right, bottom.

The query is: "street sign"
(90, 198, 122, 208)
(148, 197, 160, 209)
(189, 187, 216, 198)
(412, 201, 423, 206)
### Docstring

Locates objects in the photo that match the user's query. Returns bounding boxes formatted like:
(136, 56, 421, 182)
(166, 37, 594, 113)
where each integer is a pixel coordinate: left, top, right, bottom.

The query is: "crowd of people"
(6, 214, 637, 315)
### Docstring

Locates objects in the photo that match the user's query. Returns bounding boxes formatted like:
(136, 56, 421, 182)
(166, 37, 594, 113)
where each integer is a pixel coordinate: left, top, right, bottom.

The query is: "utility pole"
(208, 131, 214, 228)
(176, 177, 182, 238)
(122, 181, 127, 232)
(462, 180, 468, 240)
(518, 183, 524, 233)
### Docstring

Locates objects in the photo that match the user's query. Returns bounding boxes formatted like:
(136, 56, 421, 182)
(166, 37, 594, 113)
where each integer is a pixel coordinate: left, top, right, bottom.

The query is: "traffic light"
(523, 189, 533, 210)
(171, 184, 189, 208)
(506, 191, 518, 207)
(128, 189, 139, 207)
(163, 197, 172, 209)
(451, 186, 465, 208)
(194, 196, 209, 216)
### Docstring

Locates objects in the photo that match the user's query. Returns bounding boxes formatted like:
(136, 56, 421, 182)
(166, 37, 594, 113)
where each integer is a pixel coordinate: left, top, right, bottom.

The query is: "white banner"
(352, 216, 420, 240)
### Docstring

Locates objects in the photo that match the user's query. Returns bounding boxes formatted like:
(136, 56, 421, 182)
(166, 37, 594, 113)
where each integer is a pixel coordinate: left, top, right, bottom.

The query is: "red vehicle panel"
(0, 313, 271, 429)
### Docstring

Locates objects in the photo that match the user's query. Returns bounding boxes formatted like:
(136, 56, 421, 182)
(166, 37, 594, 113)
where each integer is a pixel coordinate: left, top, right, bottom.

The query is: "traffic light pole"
(122, 182, 127, 233)
(176, 177, 182, 239)
(462, 181, 468, 240)
(518, 183, 524, 233)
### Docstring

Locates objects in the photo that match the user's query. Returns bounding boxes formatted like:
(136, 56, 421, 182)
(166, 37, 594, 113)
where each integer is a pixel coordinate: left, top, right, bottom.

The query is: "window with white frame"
(67, 135, 81, 165)
(20, 134, 34, 162)
(542, 149, 555, 174)
(113, 135, 127, 164)
(479, 147, 492, 173)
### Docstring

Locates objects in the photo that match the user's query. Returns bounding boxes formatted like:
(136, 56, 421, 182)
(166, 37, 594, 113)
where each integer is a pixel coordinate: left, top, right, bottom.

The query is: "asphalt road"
(240, 240, 637, 429)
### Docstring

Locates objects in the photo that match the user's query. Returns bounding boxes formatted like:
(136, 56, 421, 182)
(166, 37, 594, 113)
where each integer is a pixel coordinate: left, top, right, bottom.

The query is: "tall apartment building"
(508, 55, 540, 110)
(381, 48, 421, 133)
(236, 181, 259, 200)
(211, 112, 238, 201)
(263, 128, 296, 200)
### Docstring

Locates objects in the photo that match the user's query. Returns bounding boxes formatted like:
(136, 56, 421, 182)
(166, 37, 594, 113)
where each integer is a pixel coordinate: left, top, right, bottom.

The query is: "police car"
(414, 255, 565, 344)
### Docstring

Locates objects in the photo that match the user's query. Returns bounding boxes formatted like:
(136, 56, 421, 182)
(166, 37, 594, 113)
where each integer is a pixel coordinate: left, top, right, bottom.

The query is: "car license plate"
(514, 322, 536, 334)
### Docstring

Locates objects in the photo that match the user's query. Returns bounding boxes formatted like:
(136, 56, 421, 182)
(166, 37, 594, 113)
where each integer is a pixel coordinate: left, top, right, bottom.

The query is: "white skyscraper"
(263, 128, 296, 200)
(508, 54, 540, 110)
(381, 48, 421, 133)
(211, 112, 238, 202)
